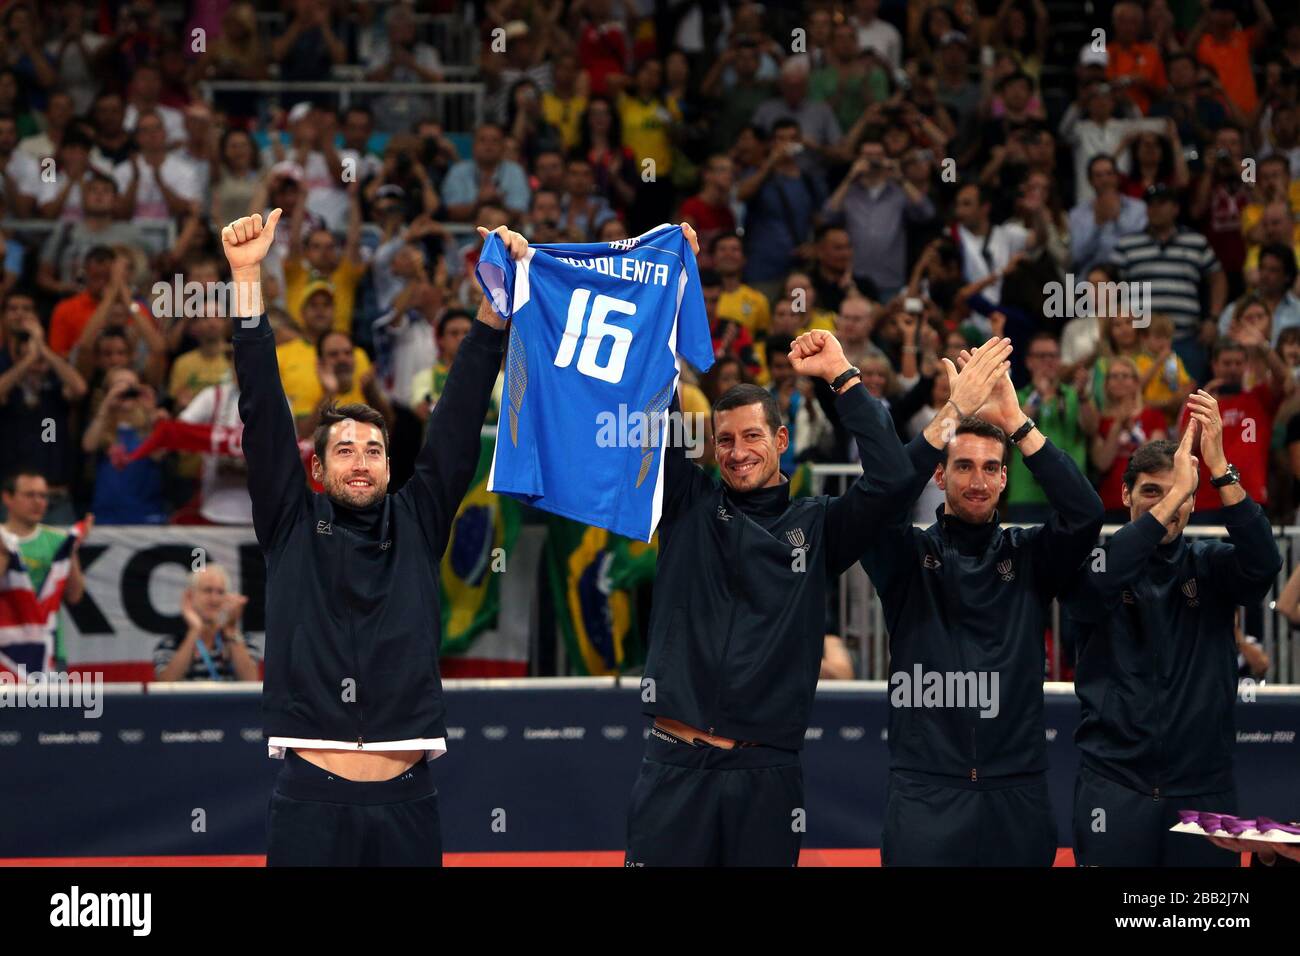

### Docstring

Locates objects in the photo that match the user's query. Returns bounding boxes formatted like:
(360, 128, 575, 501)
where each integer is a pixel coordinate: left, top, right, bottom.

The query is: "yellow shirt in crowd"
(169, 350, 230, 402)
(1241, 181, 1300, 243)
(168, 349, 231, 476)
(1243, 240, 1300, 276)
(1134, 350, 1193, 422)
(804, 309, 838, 333)
(542, 92, 588, 151)
(718, 285, 772, 335)
(680, 381, 709, 418)
(617, 93, 680, 175)
(276, 337, 372, 419)
(283, 257, 366, 335)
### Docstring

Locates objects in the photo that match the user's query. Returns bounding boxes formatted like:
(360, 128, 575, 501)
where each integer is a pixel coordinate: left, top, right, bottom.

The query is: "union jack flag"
(0, 520, 87, 679)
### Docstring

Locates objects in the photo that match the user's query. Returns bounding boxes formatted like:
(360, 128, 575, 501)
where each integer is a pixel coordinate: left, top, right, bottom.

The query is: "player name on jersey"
(552, 255, 673, 287)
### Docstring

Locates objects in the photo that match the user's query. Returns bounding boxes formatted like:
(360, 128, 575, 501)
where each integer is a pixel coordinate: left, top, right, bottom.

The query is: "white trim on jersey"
(648, 265, 694, 539)
(514, 246, 534, 310)
(486, 247, 535, 495)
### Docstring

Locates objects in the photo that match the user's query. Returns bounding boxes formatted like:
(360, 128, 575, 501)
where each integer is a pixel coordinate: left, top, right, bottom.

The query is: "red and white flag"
(121, 420, 245, 463)
(0, 520, 87, 678)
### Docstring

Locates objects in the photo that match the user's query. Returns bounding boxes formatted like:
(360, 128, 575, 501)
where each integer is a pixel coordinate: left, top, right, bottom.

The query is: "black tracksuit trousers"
(1073, 765, 1238, 867)
(266, 750, 442, 866)
(882, 769, 1058, 867)
(624, 729, 804, 866)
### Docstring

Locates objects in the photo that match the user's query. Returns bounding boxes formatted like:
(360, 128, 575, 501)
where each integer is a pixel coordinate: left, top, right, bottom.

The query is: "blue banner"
(2, 684, 1297, 858)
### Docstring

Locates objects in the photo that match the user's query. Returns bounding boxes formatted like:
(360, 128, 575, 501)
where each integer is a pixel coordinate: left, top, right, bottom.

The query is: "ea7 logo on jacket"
(1182, 578, 1199, 608)
(716, 505, 732, 522)
(996, 559, 1015, 582)
(922, 553, 941, 570)
(316, 521, 332, 535)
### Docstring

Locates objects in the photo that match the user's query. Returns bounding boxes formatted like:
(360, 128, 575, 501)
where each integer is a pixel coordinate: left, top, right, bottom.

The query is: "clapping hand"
(946, 338, 1013, 421)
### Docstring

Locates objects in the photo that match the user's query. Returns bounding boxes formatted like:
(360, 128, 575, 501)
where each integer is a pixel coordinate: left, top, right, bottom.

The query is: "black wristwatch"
(829, 366, 861, 393)
(1210, 464, 1241, 488)
(1008, 417, 1037, 445)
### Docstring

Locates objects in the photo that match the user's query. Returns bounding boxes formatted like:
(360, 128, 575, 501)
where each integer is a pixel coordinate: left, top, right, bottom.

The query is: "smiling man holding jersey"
(222, 208, 525, 866)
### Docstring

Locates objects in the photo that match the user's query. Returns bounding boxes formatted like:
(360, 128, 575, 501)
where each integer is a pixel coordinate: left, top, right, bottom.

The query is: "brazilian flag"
(440, 435, 522, 655)
(545, 517, 659, 675)
(545, 462, 816, 674)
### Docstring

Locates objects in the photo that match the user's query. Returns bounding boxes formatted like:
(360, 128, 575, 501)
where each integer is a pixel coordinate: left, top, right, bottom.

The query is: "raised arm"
(222, 208, 308, 549)
(809, 330, 916, 576)
(399, 226, 513, 557)
(1188, 390, 1283, 600)
(650, 223, 716, 522)
(0, 347, 37, 404)
(1093, 424, 1200, 612)
(270, 9, 307, 63)
(824, 158, 866, 215)
(969, 350, 1104, 595)
(63, 516, 91, 606)
(659, 386, 716, 525)
(127, 300, 169, 390)
(1022, 443, 1105, 597)
(735, 151, 779, 203)
(37, 336, 88, 403)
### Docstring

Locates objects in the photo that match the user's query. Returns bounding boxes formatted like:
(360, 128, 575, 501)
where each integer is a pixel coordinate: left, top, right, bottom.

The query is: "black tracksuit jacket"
(861, 436, 1104, 781)
(1066, 497, 1282, 796)
(233, 313, 505, 743)
(640, 385, 915, 751)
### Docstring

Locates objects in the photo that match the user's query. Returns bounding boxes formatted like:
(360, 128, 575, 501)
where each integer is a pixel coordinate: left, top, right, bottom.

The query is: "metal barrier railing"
(0, 217, 177, 254)
(198, 80, 484, 130)
(43, 677, 1300, 697)
(359, 221, 481, 239)
(332, 63, 481, 80)
(810, 464, 1300, 685)
(247, 10, 481, 68)
(3, 217, 477, 243)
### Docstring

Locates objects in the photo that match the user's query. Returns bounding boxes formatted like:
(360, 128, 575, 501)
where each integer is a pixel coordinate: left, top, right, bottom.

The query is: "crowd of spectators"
(1, 0, 1300, 546)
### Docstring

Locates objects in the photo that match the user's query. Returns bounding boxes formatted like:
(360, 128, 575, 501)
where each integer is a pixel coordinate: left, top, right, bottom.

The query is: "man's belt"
(653, 717, 759, 750)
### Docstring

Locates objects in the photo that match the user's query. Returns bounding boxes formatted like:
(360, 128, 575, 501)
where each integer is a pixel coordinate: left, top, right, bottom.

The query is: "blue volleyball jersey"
(475, 223, 713, 541)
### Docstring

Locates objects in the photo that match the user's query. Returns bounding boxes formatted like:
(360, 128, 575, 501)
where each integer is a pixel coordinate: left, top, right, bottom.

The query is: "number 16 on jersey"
(553, 289, 637, 385)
